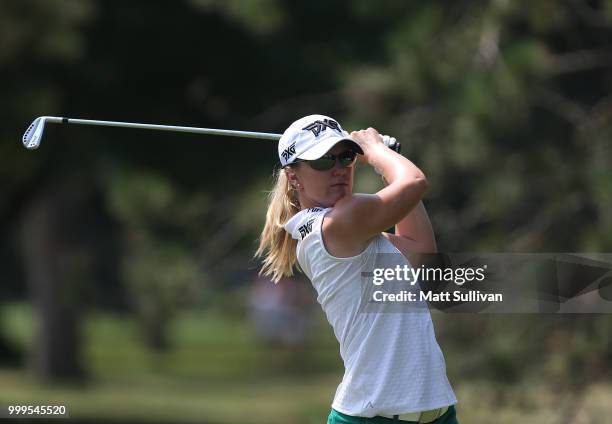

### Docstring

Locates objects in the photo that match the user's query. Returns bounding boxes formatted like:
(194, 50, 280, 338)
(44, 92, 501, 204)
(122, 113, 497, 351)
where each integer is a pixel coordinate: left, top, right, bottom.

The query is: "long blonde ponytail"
(255, 167, 301, 283)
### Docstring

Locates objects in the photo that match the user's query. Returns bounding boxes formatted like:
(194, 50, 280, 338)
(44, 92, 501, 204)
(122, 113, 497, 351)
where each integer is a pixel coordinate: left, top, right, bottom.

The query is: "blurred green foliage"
(1, 0, 612, 421)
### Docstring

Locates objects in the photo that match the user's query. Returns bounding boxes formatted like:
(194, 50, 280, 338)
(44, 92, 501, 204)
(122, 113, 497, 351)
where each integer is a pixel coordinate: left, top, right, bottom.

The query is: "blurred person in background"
(256, 115, 458, 423)
(248, 273, 312, 347)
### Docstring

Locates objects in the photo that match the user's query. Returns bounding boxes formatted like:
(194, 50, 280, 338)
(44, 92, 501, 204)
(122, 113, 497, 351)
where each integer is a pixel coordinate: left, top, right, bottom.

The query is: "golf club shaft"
(22, 116, 400, 152)
(43, 116, 281, 140)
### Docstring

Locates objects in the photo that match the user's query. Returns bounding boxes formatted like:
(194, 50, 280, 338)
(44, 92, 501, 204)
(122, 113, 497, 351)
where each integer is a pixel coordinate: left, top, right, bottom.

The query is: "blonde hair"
(255, 167, 301, 283)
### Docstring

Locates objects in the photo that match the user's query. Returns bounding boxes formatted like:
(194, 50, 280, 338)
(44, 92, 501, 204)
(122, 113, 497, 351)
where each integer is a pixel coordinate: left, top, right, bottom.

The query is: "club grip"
(382, 135, 401, 153)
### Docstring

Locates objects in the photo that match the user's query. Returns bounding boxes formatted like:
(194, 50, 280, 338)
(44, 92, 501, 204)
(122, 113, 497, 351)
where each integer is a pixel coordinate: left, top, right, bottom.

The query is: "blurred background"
(1, 0, 612, 423)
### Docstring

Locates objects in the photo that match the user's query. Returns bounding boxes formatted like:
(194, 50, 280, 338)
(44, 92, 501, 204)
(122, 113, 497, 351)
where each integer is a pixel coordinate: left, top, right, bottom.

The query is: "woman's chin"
(328, 190, 350, 206)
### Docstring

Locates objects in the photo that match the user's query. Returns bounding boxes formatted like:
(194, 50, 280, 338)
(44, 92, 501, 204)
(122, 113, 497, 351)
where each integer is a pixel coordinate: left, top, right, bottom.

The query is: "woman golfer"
(256, 115, 458, 423)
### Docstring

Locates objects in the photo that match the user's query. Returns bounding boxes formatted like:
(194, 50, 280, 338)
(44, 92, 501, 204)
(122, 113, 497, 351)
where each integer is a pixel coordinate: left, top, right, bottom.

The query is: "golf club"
(21, 116, 400, 152)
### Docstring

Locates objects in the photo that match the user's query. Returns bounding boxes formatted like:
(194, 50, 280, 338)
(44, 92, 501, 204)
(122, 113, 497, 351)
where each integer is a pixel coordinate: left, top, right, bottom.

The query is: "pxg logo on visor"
(302, 119, 342, 137)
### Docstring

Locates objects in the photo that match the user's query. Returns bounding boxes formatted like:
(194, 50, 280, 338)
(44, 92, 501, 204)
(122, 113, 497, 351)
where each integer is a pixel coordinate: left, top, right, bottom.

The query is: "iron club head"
(22, 117, 46, 149)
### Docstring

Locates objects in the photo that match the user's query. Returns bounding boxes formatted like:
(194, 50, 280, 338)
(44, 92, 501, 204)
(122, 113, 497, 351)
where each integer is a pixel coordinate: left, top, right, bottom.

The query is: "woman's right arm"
(323, 128, 429, 257)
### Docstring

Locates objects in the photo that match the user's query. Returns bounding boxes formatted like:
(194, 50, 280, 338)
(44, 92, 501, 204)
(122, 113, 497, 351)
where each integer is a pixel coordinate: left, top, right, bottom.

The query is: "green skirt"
(327, 405, 458, 424)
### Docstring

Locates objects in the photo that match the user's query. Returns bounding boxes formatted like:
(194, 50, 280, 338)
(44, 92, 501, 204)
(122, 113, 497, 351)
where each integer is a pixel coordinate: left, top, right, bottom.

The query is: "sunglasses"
(296, 150, 358, 171)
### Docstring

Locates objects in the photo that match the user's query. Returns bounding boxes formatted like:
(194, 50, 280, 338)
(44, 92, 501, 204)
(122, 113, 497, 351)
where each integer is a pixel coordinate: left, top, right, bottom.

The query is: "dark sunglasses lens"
(339, 151, 357, 167)
(309, 157, 336, 170)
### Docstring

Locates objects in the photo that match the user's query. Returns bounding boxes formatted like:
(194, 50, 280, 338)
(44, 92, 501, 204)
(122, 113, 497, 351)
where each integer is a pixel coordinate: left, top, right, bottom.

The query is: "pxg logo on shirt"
(298, 218, 315, 239)
(302, 119, 342, 137)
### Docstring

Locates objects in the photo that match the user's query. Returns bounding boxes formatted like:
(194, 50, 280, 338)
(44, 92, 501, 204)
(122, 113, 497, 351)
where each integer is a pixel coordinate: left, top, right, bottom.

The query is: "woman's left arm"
(383, 201, 436, 267)
(378, 172, 437, 253)
(387, 200, 437, 253)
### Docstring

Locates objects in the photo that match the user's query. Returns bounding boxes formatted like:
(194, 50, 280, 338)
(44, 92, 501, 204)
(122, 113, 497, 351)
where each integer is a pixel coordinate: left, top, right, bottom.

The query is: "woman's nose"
(331, 162, 348, 175)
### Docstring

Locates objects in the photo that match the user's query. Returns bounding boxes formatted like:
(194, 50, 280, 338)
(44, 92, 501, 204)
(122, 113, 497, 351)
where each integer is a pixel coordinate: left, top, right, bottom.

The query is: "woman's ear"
(284, 167, 301, 190)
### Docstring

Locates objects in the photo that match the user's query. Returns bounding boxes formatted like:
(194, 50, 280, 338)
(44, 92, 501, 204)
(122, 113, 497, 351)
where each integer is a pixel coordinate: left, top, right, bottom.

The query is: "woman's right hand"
(350, 128, 387, 164)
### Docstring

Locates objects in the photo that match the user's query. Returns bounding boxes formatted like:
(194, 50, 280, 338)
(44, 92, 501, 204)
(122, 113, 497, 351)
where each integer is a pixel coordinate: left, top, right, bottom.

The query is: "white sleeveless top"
(284, 207, 457, 417)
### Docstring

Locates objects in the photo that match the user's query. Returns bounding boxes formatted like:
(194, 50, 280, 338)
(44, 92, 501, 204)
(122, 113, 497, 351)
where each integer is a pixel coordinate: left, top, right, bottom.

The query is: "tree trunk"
(20, 176, 92, 382)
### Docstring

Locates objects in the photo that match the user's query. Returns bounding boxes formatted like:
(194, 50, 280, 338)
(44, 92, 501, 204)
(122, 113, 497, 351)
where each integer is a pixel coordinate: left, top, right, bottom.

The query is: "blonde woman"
(256, 115, 458, 424)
